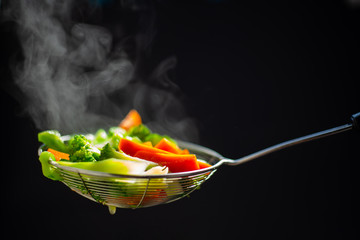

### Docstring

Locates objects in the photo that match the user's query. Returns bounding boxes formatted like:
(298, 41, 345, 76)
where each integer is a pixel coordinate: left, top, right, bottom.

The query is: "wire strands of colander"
(51, 161, 216, 212)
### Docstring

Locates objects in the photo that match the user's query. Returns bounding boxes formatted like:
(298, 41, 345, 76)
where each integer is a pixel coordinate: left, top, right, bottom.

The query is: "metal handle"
(225, 112, 359, 166)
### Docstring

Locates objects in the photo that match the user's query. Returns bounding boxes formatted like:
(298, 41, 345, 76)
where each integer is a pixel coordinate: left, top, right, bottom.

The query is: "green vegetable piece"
(57, 158, 150, 175)
(93, 129, 108, 145)
(144, 133, 176, 146)
(58, 158, 156, 198)
(124, 124, 176, 146)
(108, 127, 125, 137)
(109, 133, 122, 149)
(69, 149, 100, 162)
(39, 151, 62, 181)
(100, 143, 126, 160)
(100, 143, 158, 169)
(38, 130, 69, 153)
(144, 133, 163, 146)
(126, 124, 151, 141)
(125, 136, 142, 144)
(163, 135, 177, 145)
(68, 135, 101, 162)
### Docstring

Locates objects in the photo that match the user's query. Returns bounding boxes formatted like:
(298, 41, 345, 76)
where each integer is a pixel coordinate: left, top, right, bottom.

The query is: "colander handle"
(351, 112, 360, 129)
(225, 112, 359, 166)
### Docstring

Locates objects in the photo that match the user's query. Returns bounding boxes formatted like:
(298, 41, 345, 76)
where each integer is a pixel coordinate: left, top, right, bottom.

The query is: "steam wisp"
(5, 0, 198, 141)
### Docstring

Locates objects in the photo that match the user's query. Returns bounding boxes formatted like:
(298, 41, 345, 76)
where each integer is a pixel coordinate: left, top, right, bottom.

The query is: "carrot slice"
(119, 138, 200, 172)
(119, 138, 169, 156)
(119, 109, 142, 130)
(154, 138, 182, 154)
(198, 161, 212, 169)
(47, 148, 69, 161)
(134, 151, 199, 173)
(142, 141, 153, 147)
(181, 149, 190, 155)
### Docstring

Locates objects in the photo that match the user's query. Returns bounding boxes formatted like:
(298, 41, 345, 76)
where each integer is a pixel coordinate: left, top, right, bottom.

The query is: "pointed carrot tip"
(119, 109, 142, 130)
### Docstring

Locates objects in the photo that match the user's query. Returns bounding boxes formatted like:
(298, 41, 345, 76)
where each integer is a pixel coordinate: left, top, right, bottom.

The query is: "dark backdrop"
(1, 1, 359, 239)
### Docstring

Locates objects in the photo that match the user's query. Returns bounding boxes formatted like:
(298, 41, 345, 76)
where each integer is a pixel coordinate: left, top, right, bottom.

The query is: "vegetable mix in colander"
(38, 110, 211, 181)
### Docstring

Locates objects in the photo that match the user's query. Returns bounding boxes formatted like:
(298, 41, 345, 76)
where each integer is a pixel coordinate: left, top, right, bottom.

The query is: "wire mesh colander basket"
(41, 140, 222, 212)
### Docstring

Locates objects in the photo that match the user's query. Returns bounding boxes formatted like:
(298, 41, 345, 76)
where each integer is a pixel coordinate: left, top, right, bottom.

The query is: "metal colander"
(39, 112, 359, 214)
(42, 140, 223, 213)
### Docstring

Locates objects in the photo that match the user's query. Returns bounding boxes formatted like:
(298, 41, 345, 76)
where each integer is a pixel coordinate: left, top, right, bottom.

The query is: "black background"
(1, 0, 359, 239)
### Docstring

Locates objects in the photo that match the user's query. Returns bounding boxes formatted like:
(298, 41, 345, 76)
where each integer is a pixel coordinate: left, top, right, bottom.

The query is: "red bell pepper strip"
(134, 151, 199, 173)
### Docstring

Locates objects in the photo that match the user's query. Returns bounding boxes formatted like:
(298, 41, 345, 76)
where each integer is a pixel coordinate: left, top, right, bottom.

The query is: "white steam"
(6, 0, 198, 141)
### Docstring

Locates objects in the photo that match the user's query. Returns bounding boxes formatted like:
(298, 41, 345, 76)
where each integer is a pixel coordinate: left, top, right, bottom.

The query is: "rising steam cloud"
(5, 0, 198, 141)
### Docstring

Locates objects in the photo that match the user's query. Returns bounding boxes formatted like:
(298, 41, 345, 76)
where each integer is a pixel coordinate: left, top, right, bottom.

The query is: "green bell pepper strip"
(38, 130, 69, 153)
(39, 151, 63, 181)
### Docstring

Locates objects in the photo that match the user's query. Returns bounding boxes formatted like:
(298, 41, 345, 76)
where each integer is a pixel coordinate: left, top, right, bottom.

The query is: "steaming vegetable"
(93, 129, 109, 145)
(100, 143, 157, 169)
(38, 109, 211, 179)
(154, 138, 184, 154)
(119, 109, 142, 130)
(38, 130, 69, 153)
(68, 135, 101, 162)
(47, 148, 69, 161)
(39, 151, 62, 181)
(119, 138, 199, 173)
(55, 158, 151, 175)
(100, 143, 128, 160)
(198, 160, 212, 169)
(37, 109, 213, 214)
(124, 124, 175, 146)
(39, 151, 155, 180)
(125, 124, 151, 141)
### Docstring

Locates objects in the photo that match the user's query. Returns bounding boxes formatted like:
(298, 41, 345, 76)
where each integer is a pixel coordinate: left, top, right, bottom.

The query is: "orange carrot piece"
(119, 138, 200, 172)
(47, 148, 69, 161)
(198, 161, 212, 169)
(119, 109, 142, 130)
(154, 138, 182, 154)
(143, 141, 153, 147)
(181, 149, 190, 155)
(119, 138, 169, 156)
(134, 151, 199, 173)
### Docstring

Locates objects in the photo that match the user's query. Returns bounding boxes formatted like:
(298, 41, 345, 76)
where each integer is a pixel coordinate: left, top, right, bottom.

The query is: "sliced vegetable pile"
(38, 110, 211, 180)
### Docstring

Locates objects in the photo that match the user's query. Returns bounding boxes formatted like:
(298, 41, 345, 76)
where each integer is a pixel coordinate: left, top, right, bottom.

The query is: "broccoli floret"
(99, 144, 158, 170)
(68, 135, 100, 162)
(68, 135, 89, 152)
(70, 148, 100, 162)
(108, 133, 122, 149)
(108, 127, 125, 137)
(125, 124, 176, 146)
(125, 124, 151, 141)
(100, 143, 125, 160)
(144, 133, 163, 146)
(144, 133, 176, 146)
